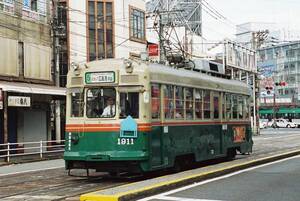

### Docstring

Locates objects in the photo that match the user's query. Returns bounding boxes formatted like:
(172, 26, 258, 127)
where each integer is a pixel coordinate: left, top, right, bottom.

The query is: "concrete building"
(0, 0, 65, 148)
(59, 0, 147, 67)
(258, 41, 300, 119)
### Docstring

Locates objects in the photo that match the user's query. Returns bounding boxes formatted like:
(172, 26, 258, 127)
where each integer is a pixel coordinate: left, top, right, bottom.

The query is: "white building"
(66, 0, 147, 65)
(236, 22, 300, 49)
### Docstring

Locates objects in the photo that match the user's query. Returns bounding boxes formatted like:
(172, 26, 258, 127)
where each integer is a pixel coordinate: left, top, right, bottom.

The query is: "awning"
(0, 81, 66, 96)
(259, 109, 274, 114)
(278, 108, 300, 114)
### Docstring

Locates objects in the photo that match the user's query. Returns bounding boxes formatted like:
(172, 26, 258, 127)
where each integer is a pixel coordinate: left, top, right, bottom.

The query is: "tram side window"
(86, 88, 116, 118)
(120, 92, 139, 119)
(163, 85, 174, 119)
(232, 95, 238, 119)
(151, 84, 161, 119)
(195, 89, 203, 119)
(185, 88, 194, 119)
(70, 91, 84, 117)
(225, 94, 232, 120)
(203, 90, 211, 119)
(244, 96, 250, 119)
(222, 94, 226, 120)
(213, 95, 219, 119)
(175, 86, 184, 119)
(238, 96, 243, 119)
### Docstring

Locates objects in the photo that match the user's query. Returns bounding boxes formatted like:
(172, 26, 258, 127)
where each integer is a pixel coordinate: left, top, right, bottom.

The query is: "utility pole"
(52, 0, 66, 142)
(250, 30, 269, 135)
(252, 30, 269, 50)
(158, 11, 166, 64)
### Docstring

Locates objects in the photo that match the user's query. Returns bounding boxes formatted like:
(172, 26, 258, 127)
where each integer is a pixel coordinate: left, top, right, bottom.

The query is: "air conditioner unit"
(192, 59, 225, 75)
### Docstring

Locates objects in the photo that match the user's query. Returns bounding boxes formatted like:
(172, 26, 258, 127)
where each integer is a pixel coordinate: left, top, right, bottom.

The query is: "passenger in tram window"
(175, 112, 183, 118)
(101, 97, 116, 117)
(185, 88, 194, 119)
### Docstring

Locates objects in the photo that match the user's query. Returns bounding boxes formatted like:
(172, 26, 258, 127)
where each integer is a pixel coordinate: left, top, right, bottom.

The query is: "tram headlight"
(71, 133, 79, 145)
(71, 62, 79, 71)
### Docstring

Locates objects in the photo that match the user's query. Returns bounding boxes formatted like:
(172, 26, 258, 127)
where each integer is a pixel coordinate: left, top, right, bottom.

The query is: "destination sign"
(85, 72, 115, 84)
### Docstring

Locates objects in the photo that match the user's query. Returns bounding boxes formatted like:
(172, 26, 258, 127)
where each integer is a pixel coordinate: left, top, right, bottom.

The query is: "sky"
(202, 0, 300, 41)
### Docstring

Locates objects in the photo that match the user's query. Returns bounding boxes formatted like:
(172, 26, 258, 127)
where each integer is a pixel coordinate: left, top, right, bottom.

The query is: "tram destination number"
(117, 138, 134, 145)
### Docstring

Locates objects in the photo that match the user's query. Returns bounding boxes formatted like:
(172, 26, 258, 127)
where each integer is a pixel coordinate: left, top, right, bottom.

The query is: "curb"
(80, 149, 300, 201)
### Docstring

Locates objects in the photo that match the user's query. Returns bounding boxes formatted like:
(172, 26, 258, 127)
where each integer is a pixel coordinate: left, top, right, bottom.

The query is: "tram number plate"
(117, 138, 134, 145)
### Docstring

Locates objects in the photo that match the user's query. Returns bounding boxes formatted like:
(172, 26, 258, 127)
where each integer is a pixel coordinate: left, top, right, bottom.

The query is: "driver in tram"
(101, 97, 115, 117)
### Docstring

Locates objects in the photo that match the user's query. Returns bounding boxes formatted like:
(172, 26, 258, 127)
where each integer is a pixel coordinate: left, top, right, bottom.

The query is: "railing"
(0, 140, 65, 163)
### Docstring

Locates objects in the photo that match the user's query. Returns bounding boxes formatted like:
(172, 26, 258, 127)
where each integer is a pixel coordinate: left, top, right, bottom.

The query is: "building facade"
(0, 0, 65, 149)
(258, 41, 300, 119)
(59, 0, 147, 67)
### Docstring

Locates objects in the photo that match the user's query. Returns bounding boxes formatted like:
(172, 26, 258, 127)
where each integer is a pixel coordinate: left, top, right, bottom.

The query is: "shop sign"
(85, 72, 115, 84)
(0, 89, 2, 110)
(8, 96, 31, 107)
(148, 44, 159, 56)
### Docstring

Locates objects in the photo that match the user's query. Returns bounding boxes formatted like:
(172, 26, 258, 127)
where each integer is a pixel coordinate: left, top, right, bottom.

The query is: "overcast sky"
(202, 0, 300, 41)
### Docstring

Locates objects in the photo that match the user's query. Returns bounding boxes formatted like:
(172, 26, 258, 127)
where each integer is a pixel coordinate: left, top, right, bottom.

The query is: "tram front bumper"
(64, 150, 149, 161)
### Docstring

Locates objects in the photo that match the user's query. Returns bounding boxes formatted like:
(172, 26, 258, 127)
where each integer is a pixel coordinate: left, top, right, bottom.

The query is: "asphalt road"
(139, 155, 300, 201)
(1, 128, 300, 200)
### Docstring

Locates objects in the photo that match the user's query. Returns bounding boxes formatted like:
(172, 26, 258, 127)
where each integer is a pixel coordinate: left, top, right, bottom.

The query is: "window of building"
(163, 85, 174, 119)
(195, 89, 203, 119)
(88, 1, 114, 61)
(129, 7, 145, 42)
(120, 92, 139, 119)
(266, 49, 273, 60)
(151, 84, 160, 119)
(203, 90, 211, 119)
(0, 0, 14, 14)
(185, 88, 194, 120)
(175, 86, 184, 119)
(18, 42, 24, 77)
(31, 0, 37, 12)
(258, 51, 266, 62)
(86, 88, 116, 118)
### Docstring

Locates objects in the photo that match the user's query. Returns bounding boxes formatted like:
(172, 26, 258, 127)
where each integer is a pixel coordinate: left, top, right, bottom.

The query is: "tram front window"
(120, 92, 139, 119)
(70, 90, 84, 117)
(86, 88, 116, 118)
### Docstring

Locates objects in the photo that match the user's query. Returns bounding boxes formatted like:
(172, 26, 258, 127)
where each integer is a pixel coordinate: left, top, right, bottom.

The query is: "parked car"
(259, 120, 267, 129)
(271, 119, 296, 128)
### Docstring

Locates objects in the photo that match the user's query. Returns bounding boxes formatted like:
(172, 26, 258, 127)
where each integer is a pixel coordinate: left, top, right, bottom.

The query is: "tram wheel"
(108, 171, 120, 177)
(173, 159, 182, 173)
(226, 148, 236, 160)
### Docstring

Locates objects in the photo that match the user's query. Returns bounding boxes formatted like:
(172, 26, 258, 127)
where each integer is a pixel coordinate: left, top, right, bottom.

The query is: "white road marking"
(138, 155, 300, 201)
(153, 195, 223, 201)
(0, 166, 65, 177)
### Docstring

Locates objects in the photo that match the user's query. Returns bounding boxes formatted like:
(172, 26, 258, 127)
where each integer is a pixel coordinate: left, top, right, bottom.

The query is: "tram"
(64, 58, 253, 174)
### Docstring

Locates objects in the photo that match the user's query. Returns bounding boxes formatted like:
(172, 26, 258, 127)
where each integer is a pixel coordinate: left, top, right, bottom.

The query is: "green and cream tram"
(64, 58, 253, 174)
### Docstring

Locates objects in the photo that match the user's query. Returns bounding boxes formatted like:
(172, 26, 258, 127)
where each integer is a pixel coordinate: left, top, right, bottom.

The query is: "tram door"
(212, 92, 222, 155)
(150, 84, 164, 167)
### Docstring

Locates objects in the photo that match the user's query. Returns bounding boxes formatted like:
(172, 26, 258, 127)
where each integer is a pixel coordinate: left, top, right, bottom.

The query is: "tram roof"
(148, 63, 250, 95)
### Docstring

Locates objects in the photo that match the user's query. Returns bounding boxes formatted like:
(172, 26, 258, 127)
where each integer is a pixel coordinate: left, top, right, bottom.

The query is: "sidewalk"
(0, 159, 65, 176)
